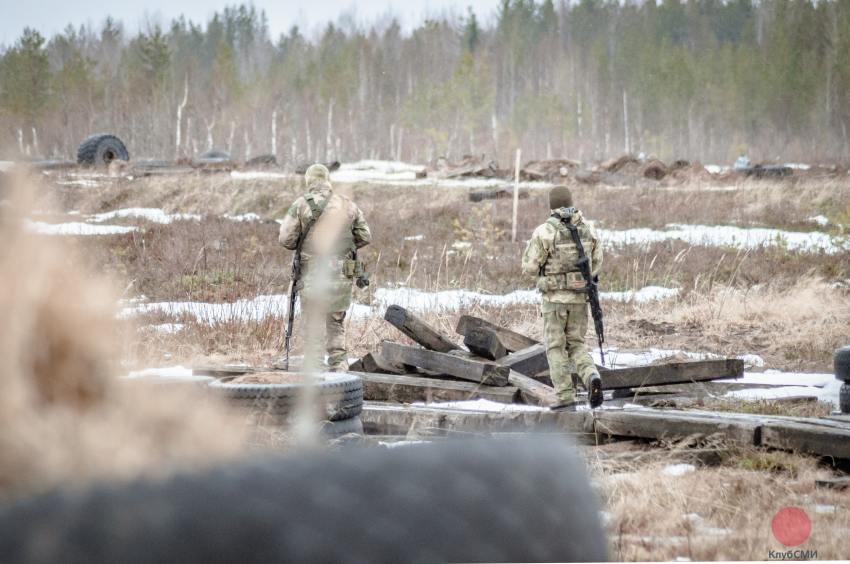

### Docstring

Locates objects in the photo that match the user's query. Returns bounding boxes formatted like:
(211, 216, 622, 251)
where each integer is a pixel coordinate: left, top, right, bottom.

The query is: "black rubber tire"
(834, 346, 850, 382)
(0, 438, 606, 563)
(209, 373, 363, 422)
(76, 134, 129, 166)
(840, 383, 850, 414)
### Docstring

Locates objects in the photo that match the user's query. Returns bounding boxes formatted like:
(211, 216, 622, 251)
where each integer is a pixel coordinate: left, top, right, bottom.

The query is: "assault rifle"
(561, 220, 606, 366)
(283, 233, 305, 371)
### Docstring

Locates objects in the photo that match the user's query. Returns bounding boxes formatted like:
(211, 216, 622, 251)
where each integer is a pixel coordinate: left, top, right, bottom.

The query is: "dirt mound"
(520, 159, 580, 181)
(599, 155, 641, 174)
(641, 158, 668, 180)
(667, 161, 713, 182)
(433, 155, 501, 179)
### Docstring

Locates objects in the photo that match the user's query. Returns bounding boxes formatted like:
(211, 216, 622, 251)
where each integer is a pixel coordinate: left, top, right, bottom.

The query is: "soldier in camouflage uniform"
(522, 186, 604, 409)
(279, 164, 371, 371)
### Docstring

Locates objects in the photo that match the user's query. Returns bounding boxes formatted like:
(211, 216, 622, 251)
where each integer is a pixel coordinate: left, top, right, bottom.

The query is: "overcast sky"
(1, 0, 503, 45)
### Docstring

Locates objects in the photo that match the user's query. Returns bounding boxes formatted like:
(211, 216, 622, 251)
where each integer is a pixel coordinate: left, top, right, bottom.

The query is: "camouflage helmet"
(305, 163, 330, 185)
(548, 185, 573, 210)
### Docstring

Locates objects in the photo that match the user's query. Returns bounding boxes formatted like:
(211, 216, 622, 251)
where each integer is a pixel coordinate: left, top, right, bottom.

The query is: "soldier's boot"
(586, 372, 603, 409)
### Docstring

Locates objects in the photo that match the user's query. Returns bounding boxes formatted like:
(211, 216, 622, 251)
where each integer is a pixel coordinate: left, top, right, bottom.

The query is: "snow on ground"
(599, 223, 847, 253)
(54, 179, 104, 187)
(230, 170, 290, 181)
(601, 286, 679, 303)
(25, 220, 137, 235)
(88, 207, 202, 224)
(662, 463, 696, 477)
(125, 365, 199, 381)
(720, 370, 842, 408)
(0, 161, 15, 171)
(148, 323, 185, 333)
(704, 164, 727, 174)
(413, 399, 545, 412)
(125, 284, 682, 326)
(223, 212, 262, 222)
(329, 159, 552, 189)
(808, 215, 830, 226)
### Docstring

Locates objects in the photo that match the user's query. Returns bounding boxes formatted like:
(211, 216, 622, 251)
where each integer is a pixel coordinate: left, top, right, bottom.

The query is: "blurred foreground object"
(0, 437, 607, 563)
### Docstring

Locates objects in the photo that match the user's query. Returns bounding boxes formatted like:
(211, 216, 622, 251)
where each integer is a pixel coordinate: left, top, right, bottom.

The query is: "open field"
(4, 164, 850, 560)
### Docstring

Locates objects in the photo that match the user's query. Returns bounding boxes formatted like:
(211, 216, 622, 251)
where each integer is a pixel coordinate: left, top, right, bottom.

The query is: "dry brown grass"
(0, 173, 248, 501)
(590, 450, 848, 560)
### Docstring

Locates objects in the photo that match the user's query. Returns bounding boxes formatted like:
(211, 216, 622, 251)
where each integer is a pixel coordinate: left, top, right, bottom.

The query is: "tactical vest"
(537, 216, 593, 293)
(303, 192, 361, 279)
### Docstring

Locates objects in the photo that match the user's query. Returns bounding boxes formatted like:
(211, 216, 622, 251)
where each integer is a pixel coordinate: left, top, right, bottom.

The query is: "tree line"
(1, 0, 847, 166)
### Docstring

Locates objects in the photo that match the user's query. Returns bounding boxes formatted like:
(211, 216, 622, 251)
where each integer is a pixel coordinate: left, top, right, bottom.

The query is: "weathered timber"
(381, 341, 510, 386)
(360, 401, 590, 438)
(591, 408, 759, 446)
(497, 343, 548, 376)
(598, 358, 744, 390)
(192, 365, 257, 377)
(815, 477, 850, 490)
(354, 352, 406, 375)
(385, 305, 457, 353)
(463, 327, 508, 360)
(760, 421, 850, 459)
(354, 372, 518, 404)
(455, 315, 538, 353)
(508, 370, 559, 407)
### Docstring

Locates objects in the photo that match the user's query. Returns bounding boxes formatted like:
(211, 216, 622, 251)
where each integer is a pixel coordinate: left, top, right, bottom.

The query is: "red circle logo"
(771, 507, 811, 547)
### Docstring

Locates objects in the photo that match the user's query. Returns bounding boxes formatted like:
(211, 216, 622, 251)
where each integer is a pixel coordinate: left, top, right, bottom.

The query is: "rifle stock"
(283, 237, 303, 371)
(561, 220, 606, 366)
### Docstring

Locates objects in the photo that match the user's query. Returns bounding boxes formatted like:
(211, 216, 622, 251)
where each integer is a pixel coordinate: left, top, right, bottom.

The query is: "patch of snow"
(722, 372, 842, 408)
(88, 207, 202, 224)
(719, 370, 835, 388)
(601, 286, 679, 303)
(808, 215, 829, 226)
(404, 234, 425, 241)
(814, 505, 836, 514)
(330, 160, 553, 189)
(414, 399, 545, 412)
(55, 179, 102, 187)
(704, 164, 727, 174)
(379, 440, 431, 449)
(724, 386, 819, 401)
(739, 354, 765, 369)
(785, 163, 811, 171)
(223, 212, 262, 222)
(662, 463, 696, 477)
(123, 294, 293, 324)
(25, 220, 137, 236)
(0, 161, 13, 172)
(374, 287, 539, 312)
(230, 170, 290, 180)
(125, 365, 197, 381)
(600, 224, 847, 254)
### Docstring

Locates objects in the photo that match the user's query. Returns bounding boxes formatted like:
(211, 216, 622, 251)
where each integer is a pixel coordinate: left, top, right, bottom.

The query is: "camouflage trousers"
(542, 302, 599, 402)
(300, 300, 349, 372)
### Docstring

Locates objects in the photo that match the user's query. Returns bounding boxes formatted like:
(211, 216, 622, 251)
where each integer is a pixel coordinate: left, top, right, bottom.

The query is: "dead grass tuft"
(0, 174, 247, 501)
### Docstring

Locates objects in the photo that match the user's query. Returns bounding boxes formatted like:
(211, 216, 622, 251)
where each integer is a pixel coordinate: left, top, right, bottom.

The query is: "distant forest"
(1, 0, 847, 165)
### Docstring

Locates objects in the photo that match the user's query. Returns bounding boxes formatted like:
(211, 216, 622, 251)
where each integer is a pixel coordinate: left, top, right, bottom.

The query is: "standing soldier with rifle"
(278, 163, 371, 372)
(522, 186, 605, 410)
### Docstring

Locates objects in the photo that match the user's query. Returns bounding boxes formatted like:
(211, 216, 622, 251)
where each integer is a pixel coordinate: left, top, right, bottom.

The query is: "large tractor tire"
(0, 437, 607, 563)
(76, 134, 130, 166)
(834, 346, 850, 382)
(209, 372, 363, 423)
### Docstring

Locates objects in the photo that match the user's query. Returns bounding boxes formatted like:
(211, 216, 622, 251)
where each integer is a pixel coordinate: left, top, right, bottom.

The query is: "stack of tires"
(209, 372, 364, 440)
(836, 346, 850, 414)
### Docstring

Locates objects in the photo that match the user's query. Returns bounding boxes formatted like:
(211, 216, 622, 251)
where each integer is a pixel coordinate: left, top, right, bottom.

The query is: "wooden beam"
(599, 359, 744, 390)
(463, 327, 508, 360)
(352, 352, 406, 375)
(455, 315, 538, 353)
(497, 343, 548, 376)
(384, 305, 458, 353)
(508, 370, 559, 407)
(815, 477, 850, 490)
(354, 371, 518, 404)
(380, 341, 510, 387)
(760, 421, 850, 460)
(360, 401, 590, 438)
(591, 409, 760, 446)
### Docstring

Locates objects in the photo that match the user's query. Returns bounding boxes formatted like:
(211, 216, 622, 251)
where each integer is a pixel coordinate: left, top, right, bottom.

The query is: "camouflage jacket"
(521, 208, 603, 305)
(278, 180, 371, 310)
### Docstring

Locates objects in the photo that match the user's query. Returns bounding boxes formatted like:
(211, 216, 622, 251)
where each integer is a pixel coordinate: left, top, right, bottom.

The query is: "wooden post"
(511, 148, 521, 242)
(384, 305, 458, 353)
(380, 342, 510, 386)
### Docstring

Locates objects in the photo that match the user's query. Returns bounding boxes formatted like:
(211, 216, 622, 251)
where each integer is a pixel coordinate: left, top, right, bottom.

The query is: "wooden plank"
(360, 401, 590, 438)
(381, 341, 510, 387)
(456, 315, 538, 353)
(760, 421, 850, 459)
(508, 370, 559, 407)
(815, 477, 850, 490)
(384, 305, 457, 353)
(463, 327, 507, 360)
(353, 352, 406, 375)
(599, 359, 744, 390)
(591, 409, 759, 446)
(497, 343, 548, 376)
(354, 372, 518, 404)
